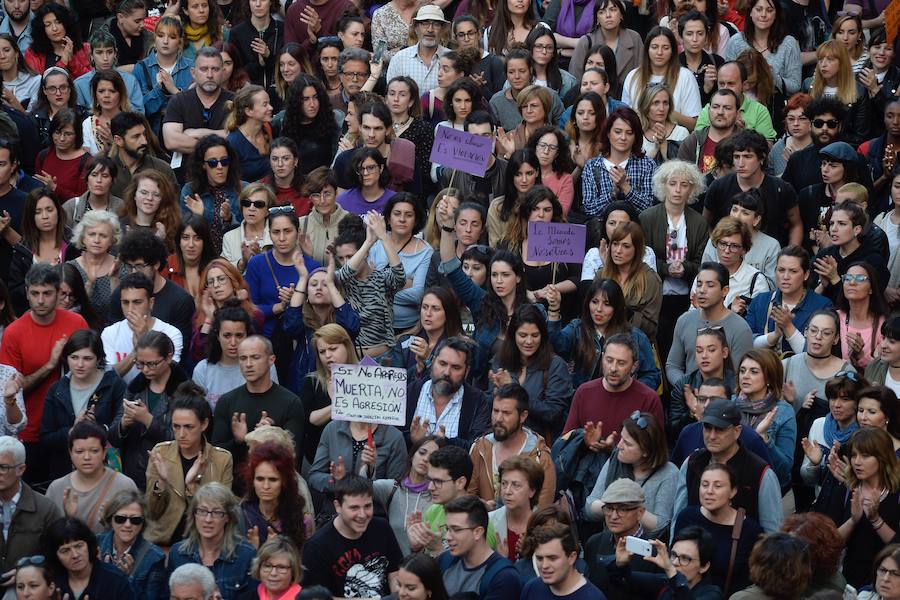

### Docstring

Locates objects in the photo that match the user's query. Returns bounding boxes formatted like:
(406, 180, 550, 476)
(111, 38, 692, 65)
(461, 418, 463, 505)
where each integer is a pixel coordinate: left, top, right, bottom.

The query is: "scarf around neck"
(184, 22, 211, 44)
(402, 476, 430, 494)
(556, 0, 596, 39)
(736, 392, 777, 428)
(823, 413, 858, 447)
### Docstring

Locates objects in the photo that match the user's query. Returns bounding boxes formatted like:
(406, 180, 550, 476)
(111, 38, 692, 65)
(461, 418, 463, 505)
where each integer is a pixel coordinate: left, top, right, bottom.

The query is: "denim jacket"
(132, 52, 194, 131)
(167, 539, 258, 600)
(97, 531, 168, 600)
(547, 320, 661, 390)
(745, 289, 833, 355)
(282, 301, 361, 392)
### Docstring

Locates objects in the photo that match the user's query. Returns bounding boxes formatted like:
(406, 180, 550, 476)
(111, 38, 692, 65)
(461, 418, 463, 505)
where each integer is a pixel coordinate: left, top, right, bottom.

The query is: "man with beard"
(0, 0, 33, 53)
(783, 97, 872, 195)
(468, 383, 556, 509)
(563, 333, 664, 455)
(0, 264, 87, 485)
(162, 46, 233, 156)
(665, 263, 754, 386)
(678, 88, 740, 173)
(693, 63, 776, 141)
(109, 111, 176, 198)
(386, 5, 449, 95)
(406, 337, 490, 450)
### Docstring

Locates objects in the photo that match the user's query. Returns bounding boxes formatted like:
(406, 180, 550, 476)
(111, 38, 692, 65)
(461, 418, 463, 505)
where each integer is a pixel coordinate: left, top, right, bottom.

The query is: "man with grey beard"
(467, 382, 556, 509)
(405, 337, 490, 450)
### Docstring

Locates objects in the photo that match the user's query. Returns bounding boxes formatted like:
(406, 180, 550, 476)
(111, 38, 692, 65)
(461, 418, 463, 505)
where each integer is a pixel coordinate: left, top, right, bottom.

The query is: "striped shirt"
(336, 262, 406, 347)
(413, 379, 464, 439)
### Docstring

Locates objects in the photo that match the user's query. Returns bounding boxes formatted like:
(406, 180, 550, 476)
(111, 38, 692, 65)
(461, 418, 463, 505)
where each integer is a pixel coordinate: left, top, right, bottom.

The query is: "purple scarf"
(556, 0, 596, 39)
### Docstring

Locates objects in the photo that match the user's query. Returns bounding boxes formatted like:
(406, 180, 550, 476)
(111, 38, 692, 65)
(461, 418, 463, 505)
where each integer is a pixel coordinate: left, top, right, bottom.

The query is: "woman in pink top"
(526, 126, 575, 215)
(837, 262, 888, 370)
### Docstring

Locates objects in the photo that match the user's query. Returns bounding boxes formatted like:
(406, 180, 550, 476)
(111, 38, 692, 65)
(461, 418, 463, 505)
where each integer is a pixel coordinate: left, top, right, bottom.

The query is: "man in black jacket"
(405, 336, 489, 450)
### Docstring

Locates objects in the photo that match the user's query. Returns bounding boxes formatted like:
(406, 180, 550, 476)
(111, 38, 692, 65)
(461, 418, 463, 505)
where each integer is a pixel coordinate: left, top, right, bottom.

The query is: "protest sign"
(331, 363, 407, 426)
(430, 125, 492, 177)
(526, 221, 588, 263)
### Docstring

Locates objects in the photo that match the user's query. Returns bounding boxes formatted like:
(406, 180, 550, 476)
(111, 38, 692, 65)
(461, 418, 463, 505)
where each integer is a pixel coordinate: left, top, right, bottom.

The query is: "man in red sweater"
(0, 263, 87, 486)
(284, 0, 357, 54)
(563, 333, 664, 454)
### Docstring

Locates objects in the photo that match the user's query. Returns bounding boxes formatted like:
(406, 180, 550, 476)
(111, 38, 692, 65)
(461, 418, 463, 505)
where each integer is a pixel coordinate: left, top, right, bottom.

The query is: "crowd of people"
(0, 0, 896, 597)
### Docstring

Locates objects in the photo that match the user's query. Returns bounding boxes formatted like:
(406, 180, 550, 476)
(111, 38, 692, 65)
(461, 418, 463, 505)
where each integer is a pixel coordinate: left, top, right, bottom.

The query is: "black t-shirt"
(163, 87, 235, 131)
(301, 517, 402, 598)
(703, 173, 798, 246)
(0, 187, 27, 234)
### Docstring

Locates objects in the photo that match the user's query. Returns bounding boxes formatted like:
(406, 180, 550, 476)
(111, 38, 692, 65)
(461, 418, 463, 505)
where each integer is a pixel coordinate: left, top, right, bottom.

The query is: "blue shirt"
(671, 420, 772, 467)
(226, 129, 270, 182)
(132, 52, 194, 123)
(0, 15, 32, 54)
(74, 68, 145, 114)
(167, 539, 257, 600)
(745, 289, 833, 354)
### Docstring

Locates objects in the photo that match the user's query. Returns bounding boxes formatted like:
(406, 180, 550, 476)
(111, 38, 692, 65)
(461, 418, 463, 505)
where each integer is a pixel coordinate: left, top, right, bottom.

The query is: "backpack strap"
(478, 554, 510, 598)
(723, 507, 746, 596)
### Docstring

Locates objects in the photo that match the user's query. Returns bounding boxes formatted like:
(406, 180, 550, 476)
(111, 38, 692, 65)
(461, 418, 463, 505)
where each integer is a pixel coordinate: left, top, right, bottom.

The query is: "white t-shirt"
(663, 214, 690, 296)
(621, 67, 702, 118)
(101, 318, 184, 383)
(691, 261, 769, 309)
(886, 371, 900, 398)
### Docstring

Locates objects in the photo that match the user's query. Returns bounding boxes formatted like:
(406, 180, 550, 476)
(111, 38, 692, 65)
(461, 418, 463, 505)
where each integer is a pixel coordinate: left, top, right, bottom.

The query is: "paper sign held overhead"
(526, 221, 588, 263)
(330, 363, 407, 427)
(430, 125, 492, 177)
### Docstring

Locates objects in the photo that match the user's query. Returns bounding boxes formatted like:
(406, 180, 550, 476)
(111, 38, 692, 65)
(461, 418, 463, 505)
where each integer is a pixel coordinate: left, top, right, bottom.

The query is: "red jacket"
(25, 42, 92, 80)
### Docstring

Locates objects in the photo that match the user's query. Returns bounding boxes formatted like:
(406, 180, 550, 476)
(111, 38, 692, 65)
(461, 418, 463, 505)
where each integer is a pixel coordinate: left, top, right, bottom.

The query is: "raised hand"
(409, 416, 429, 443)
(247, 525, 261, 549)
(800, 437, 823, 465)
(255, 410, 274, 429)
(184, 194, 205, 217)
(643, 540, 676, 578)
(546, 285, 562, 312)
(583, 421, 604, 452)
(495, 127, 515, 158)
(150, 447, 169, 484)
(299, 5, 321, 39)
(115, 552, 135, 575)
(48, 336, 68, 368)
(293, 249, 309, 279)
(0, 210, 10, 234)
(185, 452, 206, 493)
(366, 211, 388, 239)
(826, 442, 848, 484)
(154, 221, 167, 242)
(231, 412, 248, 443)
(801, 389, 817, 410)
(3, 371, 22, 400)
(329, 455, 346, 482)
(360, 439, 376, 467)
(63, 487, 78, 517)
(754, 407, 777, 441)
(782, 380, 797, 405)
(220, 200, 232, 222)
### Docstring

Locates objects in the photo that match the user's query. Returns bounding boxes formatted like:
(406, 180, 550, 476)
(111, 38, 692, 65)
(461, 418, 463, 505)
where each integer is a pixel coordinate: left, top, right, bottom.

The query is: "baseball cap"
(700, 398, 742, 428)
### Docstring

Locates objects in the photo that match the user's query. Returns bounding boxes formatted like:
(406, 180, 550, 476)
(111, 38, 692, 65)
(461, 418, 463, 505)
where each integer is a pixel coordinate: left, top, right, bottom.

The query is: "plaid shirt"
(386, 44, 449, 95)
(581, 154, 658, 216)
(412, 379, 464, 439)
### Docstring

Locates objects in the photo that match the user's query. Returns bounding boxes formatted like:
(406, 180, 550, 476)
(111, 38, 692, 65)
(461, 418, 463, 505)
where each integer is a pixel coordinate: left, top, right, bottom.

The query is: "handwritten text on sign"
(331, 364, 407, 426)
(429, 125, 492, 177)
(526, 221, 588, 263)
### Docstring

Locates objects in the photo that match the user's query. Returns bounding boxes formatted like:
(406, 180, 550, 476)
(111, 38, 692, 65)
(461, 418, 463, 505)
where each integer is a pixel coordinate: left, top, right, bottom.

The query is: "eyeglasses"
(136, 358, 165, 370)
(310, 191, 336, 201)
(205, 158, 231, 168)
(113, 515, 145, 526)
(533, 43, 555, 53)
(260, 563, 292, 574)
(417, 19, 443, 28)
(536, 142, 558, 153)
(123, 262, 154, 272)
(240, 199, 267, 209)
(842, 273, 869, 283)
(427, 477, 454, 488)
(670, 552, 696, 566)
(271, 155, 294, 164)
(455, 30, 477, 39)
(0, 463, 22, 475)
(715, 240, 743, 252)
(439, 525, 474, 536)
(194, 508, 228, 520)
(268, 205, 295, 215)
(357, 163, 380, 174)
(51, 129, 75, 138)
(601, 504, 640, 515)
(629, 410, 648, 429)
(136, 189, 162, 200)
(835, 370, 860, 382)
(206, 275, 230, 287)
(342, 71, 368, 80)
(59, 291, 75, 300)
(15, 556, 45, 569)
(812, 118, 839, 129)
(44, 85, 69, 94)
(877, 567, 900, 580)
(806, 327, 835, 338)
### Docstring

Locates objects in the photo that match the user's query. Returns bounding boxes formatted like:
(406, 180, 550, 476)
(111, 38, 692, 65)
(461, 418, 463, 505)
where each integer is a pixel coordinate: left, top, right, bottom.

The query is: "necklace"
(393, 116, 412, 134)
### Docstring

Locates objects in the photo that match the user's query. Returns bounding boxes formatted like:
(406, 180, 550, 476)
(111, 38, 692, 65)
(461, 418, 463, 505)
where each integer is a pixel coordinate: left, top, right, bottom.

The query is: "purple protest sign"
(429, 125, 492, 177)
(526, 221, 588, 263)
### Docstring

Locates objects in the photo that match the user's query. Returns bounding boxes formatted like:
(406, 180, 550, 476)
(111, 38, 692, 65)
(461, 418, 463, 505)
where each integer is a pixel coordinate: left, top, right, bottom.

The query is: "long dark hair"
(500, 149, 541, 221)
(0, 33, 32, 76)
(30, 4, 82, 58)
(208, 300, 253, 364)
(282, 74, 337, 146)
(269, 137, 304, 192)
(525, 25, 564, 92)
(487, 0, 537, 55)
(398, 554, 450, 600)
(497, 304, 554, 372)
(0, 280, 14, 328)
(22, 187, 66, 251)
(211, 41, 249, 91)
(174, 214, 216, 276)
(574, 279, 630, 374)
(179, 0, 223, 42)
(188, 135, 242, 196)
(416, 286, 464, 340)
(742, 0, 786, 53)
(478, 250, 528, 331)
(526, 125, 575, 175)
(58, 263, 101, 331)
(835, 261, 889, 318)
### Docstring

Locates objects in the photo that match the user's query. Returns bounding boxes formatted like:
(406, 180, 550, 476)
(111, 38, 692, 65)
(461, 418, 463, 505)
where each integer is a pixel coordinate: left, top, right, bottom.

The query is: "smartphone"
(85, 393, 100, 415)
(625, 536, 656, 558)
(373, 39, 387, 64)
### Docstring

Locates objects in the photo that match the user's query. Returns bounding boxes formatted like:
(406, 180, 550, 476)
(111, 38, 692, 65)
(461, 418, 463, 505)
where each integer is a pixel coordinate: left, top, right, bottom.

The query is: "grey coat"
(309, 421, 407, 493)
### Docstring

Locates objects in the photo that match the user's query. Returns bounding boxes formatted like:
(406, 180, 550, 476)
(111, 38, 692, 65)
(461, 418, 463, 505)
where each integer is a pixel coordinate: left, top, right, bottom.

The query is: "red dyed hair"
(781, 512, 843, 580)
(242, 442, 307, 550)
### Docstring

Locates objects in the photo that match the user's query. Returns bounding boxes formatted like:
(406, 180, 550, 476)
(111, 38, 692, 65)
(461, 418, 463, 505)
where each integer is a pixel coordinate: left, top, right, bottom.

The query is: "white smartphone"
(625, 536, 655, 558)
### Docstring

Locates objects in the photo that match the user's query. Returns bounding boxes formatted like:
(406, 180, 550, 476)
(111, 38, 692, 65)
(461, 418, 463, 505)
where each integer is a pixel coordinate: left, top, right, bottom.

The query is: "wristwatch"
(441, 225, 454, 233)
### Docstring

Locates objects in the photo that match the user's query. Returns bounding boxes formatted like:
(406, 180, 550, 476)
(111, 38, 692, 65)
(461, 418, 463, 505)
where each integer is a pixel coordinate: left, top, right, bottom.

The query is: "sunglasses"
(667, 229, 678, 252)
(113, 515, 145, 526)
(241, 199, 267, 209)
(268, 205, 295, 215)
(205, 158, 231, 168)
(466, 244, 492, 256)
(835, 370, 859, 382)
(842, 273, 869, 283)
(15, 556, 45, 568)
(812, 118, 839, 129)
(697, 325, 724, 335)
(629, 410, 649, 429)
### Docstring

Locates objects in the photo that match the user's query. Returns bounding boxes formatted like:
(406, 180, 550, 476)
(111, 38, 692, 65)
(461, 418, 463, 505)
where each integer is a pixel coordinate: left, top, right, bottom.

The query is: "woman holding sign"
(307, 325, 407, 494)
(498, 187, 581, 317)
